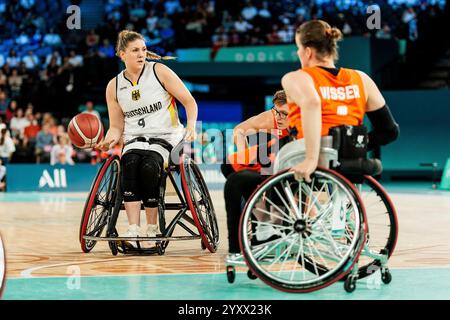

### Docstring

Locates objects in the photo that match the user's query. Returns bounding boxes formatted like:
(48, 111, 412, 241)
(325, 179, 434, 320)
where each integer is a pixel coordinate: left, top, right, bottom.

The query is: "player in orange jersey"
(223, 90, 291, 255)
(281, 20, 399, 182)
(221, 90, 290, 178)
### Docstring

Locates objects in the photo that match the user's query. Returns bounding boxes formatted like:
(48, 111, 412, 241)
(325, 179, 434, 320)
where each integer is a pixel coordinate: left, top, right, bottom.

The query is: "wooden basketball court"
(1, 184, 450, 299)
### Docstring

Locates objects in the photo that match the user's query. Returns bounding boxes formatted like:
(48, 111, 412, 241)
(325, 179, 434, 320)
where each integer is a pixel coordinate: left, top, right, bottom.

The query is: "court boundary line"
(13, 265, 450, 280)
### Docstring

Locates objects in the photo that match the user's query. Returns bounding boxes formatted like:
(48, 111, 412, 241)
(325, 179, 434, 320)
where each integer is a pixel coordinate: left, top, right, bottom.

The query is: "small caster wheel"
(108, 231, 119, 256)
(109, 241, 118, 256)
(226, 266, 235, 284)
(381, 268, 392, 284)
(344, 275, 357, 293)
(247, 270, 257, 280)
(201, 241, 206, 250)
(156, 243, 164, 255)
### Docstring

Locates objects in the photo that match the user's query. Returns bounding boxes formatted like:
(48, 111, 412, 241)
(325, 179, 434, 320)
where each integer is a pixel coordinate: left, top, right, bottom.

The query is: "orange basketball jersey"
(228, 110, 289, 173)
(287, 67, 366, 140)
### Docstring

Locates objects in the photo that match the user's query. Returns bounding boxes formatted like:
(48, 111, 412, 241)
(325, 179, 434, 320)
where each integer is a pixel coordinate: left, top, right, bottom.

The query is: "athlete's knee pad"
(121, 152, 142, 202)
(139, 151, 164, 208)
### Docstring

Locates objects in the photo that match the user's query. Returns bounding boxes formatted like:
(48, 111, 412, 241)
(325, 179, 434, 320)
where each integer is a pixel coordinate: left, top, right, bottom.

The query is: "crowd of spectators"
(0, 0, 447, 179)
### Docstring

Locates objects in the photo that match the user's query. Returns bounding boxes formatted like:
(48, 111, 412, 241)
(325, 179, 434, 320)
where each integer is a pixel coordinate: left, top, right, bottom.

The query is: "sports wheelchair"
(0, 233, 5, 298)
(79, 139, 219, 256)
(226, 125, 398, 293)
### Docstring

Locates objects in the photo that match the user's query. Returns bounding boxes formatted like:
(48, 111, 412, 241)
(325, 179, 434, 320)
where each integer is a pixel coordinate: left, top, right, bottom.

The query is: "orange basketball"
(68, 113, 104, 149)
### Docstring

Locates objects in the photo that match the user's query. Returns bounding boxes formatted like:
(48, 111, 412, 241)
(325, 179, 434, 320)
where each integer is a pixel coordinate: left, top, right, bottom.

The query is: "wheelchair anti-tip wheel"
(0, 233, 5, 298)
(239, 168, 368, 293)
(354, 176, 398, 280)
(181, 154, 219, 253)
(80, 155, 120, 253)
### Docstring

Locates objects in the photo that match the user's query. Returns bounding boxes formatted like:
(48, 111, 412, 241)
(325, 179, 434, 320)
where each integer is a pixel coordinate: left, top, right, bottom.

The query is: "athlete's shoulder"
(107, 76, 118, 93)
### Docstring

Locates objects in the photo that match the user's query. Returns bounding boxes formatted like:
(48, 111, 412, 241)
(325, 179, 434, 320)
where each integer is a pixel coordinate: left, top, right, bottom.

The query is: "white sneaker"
(123, 224, 140, 238)
(255, 224, 280, 241)
(144, 224, 159, 238)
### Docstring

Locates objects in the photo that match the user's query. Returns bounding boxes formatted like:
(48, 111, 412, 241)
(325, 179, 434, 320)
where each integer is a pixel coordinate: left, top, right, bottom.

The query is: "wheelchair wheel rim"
(355, 175, 398, 278)
(180, 154, 219, 253)
(80, 156, 120, 252)
(239, 169, 366, 292)
(0, 233, 5, 298)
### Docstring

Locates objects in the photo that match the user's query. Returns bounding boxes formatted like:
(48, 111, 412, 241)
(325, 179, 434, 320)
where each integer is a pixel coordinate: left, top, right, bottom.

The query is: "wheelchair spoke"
(293, 235, 306, 281)
(304, 237, 331, 272)
(254, 207, 293, 225)
(276, 235, 297, 276)
(252, 231, 295, 261)
(254, 220, 292, 231)
(304, 180, 328, 220)
(266, 234, 296, 270)
(282, 181, 302, 220)
(273, 186, 301, 221)
(264, 192, 295, 223)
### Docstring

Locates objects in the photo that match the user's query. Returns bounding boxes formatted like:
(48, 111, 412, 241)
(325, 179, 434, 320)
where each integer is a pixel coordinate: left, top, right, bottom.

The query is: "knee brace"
(139, 151, 164, 208)
(121, 152, 142, 202)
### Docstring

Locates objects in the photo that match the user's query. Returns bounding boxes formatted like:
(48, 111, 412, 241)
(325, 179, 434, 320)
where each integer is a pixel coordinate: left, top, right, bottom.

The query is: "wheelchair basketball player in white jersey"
(97, 30, 198, 238)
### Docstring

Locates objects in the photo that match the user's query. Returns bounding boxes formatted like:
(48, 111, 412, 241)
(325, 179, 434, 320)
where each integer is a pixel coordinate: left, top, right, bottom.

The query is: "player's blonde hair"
(115, 30, 176, 61)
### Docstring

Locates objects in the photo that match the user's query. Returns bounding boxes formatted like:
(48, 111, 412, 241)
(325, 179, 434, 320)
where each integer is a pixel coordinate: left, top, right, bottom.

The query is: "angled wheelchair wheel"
(239, 168, 367, 293)
(0, 233, 5, 298)
(79, 155, 121, 253)
(180, 154, 219, 253)
(355, 176, 398, 279)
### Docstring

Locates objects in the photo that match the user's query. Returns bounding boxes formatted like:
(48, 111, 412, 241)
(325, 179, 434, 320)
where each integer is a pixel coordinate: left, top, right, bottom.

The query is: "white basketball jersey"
(116, 61, 184, 158)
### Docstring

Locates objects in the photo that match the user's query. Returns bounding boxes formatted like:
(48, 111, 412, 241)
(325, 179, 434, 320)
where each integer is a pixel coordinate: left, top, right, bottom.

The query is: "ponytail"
(146, 51, 177, 61)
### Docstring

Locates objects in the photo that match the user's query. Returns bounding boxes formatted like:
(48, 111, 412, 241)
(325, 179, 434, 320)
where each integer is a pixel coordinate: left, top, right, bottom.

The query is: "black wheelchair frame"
(79, 149, 219, 256)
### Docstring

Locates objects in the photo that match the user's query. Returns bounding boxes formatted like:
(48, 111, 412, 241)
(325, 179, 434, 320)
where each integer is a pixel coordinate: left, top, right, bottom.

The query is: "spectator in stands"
(165, 0, 181, 16)
(23, 113, 40, 147)
(234, 15, 253, 33)
(242, 1, 258, 21)
(35, 123, 54, 163)
(267, 25, 281, 44)
(6, 49, 20, 69)
(146, 10, 159, 32)
(22, 50, 40, 71)
(50, 134, 74, 165)
(15, 31, 30, 45)
(258, 1, 271, 19)
(0, 53, 4, 68)
(158, 13, 173, 29)
(129, 2, 147, 21)
(68, 50, 84, 67)
(25, 102, 34, 116)
(5, 100, 18, 123)
(43, 28, 62, 47)
(82, 100, 101, 119)
(45, 51, 62, 68)
(10, 108, 30, 139)
(0, 158, 6, 192)
(376, 23, 392, 40)
(86, 29, 100, 49)
(0, 128, 15, 164)
(8, 69, 23, 99)
(0, 91, 9, 117)
(98, 39, 115, 58)
(0, 69, 6, 87)
(20, 0, 35, 10)
(222, 13, 235, 32)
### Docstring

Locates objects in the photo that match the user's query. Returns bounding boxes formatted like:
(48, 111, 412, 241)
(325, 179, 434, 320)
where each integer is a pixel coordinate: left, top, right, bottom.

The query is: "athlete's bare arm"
(155, 63, 198, 141)
(98, 78, 124, 151)
(356, 70, 386, 112)
(233, 110, 274, 153)
(282, 70, 321, 182)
